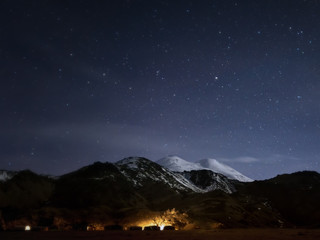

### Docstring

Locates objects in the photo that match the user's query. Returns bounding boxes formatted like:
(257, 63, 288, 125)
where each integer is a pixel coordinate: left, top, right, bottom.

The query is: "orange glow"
(125, 208, 188, 230)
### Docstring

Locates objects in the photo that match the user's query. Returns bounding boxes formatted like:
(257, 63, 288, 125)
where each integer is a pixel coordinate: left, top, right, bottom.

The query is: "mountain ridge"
(157, 155, 253, 182)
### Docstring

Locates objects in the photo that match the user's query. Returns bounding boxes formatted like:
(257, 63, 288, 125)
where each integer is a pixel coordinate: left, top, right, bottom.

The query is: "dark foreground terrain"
(1, 162, 320, 230)
(1, 229, 320, 240)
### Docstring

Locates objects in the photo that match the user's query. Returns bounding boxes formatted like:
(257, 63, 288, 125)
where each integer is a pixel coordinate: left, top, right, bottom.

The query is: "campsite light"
(160, 225, 165, 231)
(25, 225, 31, 231)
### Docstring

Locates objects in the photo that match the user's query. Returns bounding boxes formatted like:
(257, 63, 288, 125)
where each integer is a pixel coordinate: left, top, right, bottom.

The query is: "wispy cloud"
(263, 154, 300, 164)
(218, 156, 260, 163)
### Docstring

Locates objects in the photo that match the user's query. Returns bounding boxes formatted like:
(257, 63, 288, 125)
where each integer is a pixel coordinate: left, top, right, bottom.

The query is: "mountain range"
(0, 156, 320, 230)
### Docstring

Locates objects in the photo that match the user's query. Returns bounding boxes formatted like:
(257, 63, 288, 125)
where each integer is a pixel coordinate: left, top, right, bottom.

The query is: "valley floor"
(1, 229, 320, 240)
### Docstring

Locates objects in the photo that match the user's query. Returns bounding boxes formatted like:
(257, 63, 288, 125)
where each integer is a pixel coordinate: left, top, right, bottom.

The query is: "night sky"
(1, 0, 320, 180)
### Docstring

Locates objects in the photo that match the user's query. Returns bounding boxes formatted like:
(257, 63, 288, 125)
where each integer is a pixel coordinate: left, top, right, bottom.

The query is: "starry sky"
(1, 0, 320, 180)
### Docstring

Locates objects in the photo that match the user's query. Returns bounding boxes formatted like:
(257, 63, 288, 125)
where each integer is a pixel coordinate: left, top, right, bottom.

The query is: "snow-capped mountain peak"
(157, 156, 253, 182)
(197, 158, 253, 182)
(156, 155, 203, 172)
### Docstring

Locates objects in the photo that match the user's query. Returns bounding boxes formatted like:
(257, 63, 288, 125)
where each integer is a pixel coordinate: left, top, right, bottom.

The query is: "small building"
(163, 226, 175, 230)
(144, 226, 160, 231)
(129, 226, 142, 231)
(13, 226, 26, 231)
(7, 225, 30, 231)
(72, 223, 87, 231)
(104, 225, 123, 231)
(30, 226, 48, 231)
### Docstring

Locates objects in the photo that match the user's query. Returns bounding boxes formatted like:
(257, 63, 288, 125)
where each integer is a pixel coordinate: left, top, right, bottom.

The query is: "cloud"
(218, 156, 260, 163)
(263, 154, 300, 164)
(218, 154, 300, 165)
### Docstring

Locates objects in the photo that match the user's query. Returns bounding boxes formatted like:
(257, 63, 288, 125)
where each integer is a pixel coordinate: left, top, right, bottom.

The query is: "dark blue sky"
(1, 0, 320, 179)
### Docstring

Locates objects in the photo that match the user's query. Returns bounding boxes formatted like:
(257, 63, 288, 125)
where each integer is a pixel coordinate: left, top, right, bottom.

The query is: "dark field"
(1, 229, 320, 240)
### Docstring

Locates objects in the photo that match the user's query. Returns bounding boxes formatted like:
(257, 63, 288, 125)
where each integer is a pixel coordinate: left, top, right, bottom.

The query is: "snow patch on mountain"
(180, 170, 236, 193)
(164, 169, 205, 193)
(157, 156, 253, 182)
(0, 170, 15, 182)
(115, 157, 204, 193)
(116, 157, 141, 169)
